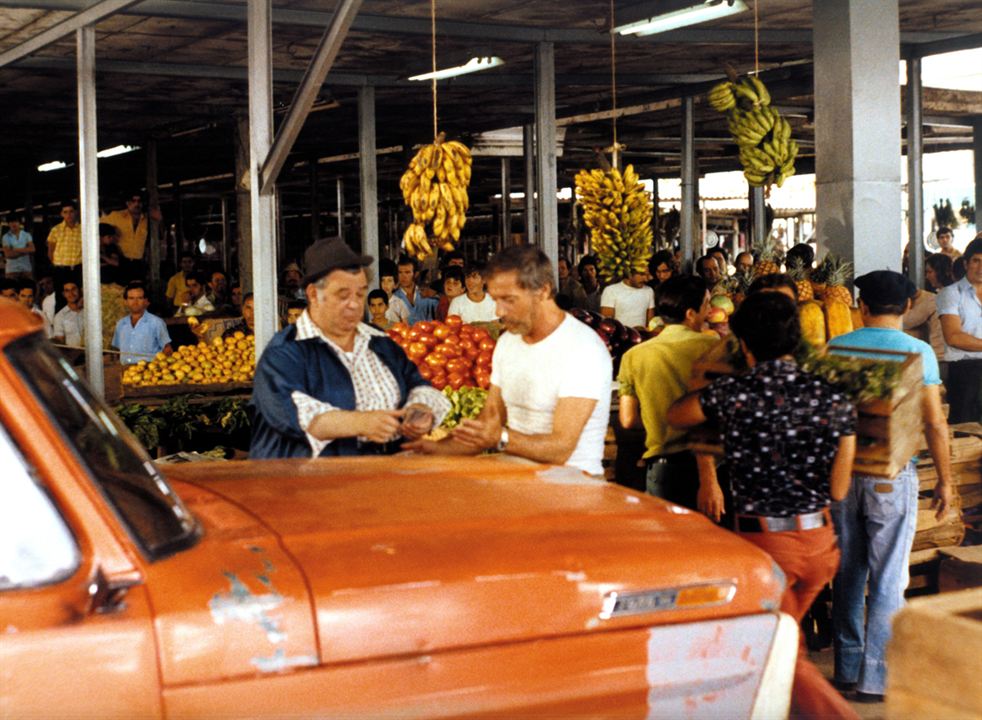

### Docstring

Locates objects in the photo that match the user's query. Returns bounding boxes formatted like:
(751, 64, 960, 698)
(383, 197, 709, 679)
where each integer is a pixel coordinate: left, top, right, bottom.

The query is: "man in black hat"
(826, 269, 953, 703)
(249, 237, 449, 459)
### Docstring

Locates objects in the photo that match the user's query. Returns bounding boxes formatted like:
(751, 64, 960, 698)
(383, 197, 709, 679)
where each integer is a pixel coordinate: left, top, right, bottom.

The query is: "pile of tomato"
(387, 315, 495, 390)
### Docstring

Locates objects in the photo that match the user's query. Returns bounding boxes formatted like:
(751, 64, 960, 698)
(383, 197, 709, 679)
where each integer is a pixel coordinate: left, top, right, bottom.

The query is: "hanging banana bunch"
(575, 164, 654, 284)
(708, 73, 798, 189)
(399, 133, 472, 260)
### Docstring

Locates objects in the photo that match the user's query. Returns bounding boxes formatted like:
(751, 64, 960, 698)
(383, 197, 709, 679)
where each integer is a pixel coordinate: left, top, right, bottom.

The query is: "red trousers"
(739, 522, 860, 720)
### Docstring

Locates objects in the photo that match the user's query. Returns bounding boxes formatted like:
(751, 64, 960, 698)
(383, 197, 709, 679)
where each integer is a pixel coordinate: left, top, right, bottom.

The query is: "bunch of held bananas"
(400, 137, 472, 260)
(708, 74, 798, 189)
(575, 164, 653, 283)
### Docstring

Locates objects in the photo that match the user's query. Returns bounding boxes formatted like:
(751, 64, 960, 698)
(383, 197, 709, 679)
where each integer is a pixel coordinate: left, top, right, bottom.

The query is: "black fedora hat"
(302, 237, 372, 287)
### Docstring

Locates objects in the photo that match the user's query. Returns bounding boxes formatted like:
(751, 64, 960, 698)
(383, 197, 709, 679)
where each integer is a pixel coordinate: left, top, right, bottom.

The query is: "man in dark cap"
(827, 270, 953, 703)
(249, 237, 449, 459)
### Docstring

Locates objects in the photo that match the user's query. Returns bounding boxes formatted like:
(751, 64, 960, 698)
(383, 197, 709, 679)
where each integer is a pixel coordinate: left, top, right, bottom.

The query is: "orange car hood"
(165, 456, 783, 666)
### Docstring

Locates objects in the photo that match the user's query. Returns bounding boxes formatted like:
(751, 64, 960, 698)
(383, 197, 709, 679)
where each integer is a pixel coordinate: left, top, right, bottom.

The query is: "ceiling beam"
(260, 0, 362, 194)
(11, 56, 722, 87)
(0, 0, 142, 68)
(904, 31, 982, 58)
(0, 0, 962, 46)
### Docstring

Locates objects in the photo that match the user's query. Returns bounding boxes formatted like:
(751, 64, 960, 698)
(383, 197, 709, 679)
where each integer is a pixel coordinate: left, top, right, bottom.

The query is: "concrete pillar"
(814, 0, 902, 275)
(680, 96, 696, 272)
(500, 157, 511, 251)
(534, 42, 558, 267)
(77, 25, 103, 396)
(248, 0, 278, 353)
(358, 86, 379, 285)
(906, 57, 925, 289)
(975, 119, 982, 234)
(523, 124, 536, 246)
(235, 115, 253, 293)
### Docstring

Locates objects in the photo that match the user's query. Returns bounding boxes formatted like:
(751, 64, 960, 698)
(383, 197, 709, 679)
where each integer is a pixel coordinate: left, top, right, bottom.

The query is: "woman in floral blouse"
(668, 291, 859, 720)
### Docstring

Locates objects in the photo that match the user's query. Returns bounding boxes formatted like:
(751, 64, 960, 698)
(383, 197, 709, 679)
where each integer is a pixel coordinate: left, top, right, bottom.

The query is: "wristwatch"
(496, 427, 510, 452)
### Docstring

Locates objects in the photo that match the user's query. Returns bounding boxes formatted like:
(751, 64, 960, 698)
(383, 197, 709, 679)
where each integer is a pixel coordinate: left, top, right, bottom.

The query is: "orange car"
(0, 300, 796, 719)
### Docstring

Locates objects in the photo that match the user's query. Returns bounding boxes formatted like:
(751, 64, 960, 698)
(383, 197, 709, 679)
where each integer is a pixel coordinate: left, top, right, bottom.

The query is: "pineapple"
(820, 254, 854, 306)
(730, 267, 756, 308)
(751, 235, 781, 277)
(786, 259, 814, 302)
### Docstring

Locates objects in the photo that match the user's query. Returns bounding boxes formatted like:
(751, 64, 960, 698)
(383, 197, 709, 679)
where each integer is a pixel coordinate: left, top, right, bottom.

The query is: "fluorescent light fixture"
(37, 160, 68, 172)
(96, 144, 140, 158)
(409, 56, 504, 82)
(615, 0, 748, 37)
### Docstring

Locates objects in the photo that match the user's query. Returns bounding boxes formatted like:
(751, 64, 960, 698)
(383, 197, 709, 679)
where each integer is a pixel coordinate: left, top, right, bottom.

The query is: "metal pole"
(146, 138, 161, 296)
(358, 85, 379, 284)
(336, 178, 345, 241)
(248, 0, 278, 353)
(906, 56, 925, 289)
(259, 0, 364, 193)
(77, 25, 103, 396)
(0, 0, 143, 69)
(680, 95, 696, 272)
(500, 157, 511, 250)
(751, 186, 766, 247)
(975, 119, 982, 240)
(523, 123, 536, 246)
(534, 42, 558, 267)
(220, 194, 231, 279)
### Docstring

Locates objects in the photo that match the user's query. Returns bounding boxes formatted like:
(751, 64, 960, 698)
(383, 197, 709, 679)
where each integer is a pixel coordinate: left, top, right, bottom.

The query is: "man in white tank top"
(405, 245, 611, 476)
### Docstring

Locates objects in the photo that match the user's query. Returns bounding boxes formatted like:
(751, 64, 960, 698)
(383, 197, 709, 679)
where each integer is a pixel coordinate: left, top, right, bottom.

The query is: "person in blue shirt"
(937, 235, 982, 424)
(111, 281, 172, 365)
(1, 217, 34, 280)
(827, 270, 953, 702)
(392, 254, 438, 324)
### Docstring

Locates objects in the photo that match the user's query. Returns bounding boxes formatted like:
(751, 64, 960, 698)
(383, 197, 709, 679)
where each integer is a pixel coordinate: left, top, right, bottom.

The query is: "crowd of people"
(260, 232, 977, 719)
(4, 195, 981, 717)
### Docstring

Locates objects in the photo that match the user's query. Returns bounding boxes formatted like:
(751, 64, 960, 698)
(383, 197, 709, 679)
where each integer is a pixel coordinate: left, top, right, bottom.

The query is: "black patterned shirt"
(699, 359, 856, 516)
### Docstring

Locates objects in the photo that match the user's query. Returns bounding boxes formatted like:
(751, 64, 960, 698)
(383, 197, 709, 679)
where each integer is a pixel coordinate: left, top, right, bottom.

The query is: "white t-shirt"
(52, 305, 85, 347)
(448, 292, 497, 323)
(490, 314, 612, 476)
(385, 294, 410, 324)
(600, 281, 654, 328)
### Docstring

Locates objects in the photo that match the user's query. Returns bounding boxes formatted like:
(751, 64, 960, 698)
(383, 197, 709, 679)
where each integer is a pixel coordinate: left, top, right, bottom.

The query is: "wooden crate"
(886, 588, 982, 720)
(688, 347, 925, 478)
(939, 546, 982, 592)
(118, 381, 253, 401)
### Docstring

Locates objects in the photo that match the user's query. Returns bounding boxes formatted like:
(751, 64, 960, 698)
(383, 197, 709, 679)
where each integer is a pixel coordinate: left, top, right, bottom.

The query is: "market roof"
(0, 0, 980, 210)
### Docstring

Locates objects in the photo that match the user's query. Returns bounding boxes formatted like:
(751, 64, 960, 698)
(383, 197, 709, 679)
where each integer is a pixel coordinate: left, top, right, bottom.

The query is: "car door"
(0, 420, 161, 720)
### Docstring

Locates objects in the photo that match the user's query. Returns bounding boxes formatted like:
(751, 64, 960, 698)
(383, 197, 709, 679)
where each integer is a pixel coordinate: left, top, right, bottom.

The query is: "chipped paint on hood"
(209, 571, 286, 644)
(535, 465, 606, 485)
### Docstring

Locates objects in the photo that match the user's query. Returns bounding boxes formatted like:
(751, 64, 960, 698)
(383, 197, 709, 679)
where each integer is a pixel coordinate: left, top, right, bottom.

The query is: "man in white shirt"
(600, 269, 655, 328)
(51, 280, 85, 347)
(448, 263, 497, 323)
(175, 270, 216, 316)
(406, 245, 612, 476)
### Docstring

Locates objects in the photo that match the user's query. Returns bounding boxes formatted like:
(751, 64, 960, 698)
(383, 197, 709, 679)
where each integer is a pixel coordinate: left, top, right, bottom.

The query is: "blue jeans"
(830, 462, 919, 695)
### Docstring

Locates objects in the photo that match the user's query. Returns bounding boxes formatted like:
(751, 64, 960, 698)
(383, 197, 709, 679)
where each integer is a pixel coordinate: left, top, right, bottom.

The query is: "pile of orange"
(122, 332, 255, 386)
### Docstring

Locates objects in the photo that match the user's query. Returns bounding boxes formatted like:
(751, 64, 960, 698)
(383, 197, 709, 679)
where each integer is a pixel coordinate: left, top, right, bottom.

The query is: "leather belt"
(736, 508, 831, 533)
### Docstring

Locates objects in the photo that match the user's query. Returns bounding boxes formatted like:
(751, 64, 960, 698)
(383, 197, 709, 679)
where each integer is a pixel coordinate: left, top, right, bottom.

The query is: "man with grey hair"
(249, 237, 449, 459)
(406, 244, 612, 476)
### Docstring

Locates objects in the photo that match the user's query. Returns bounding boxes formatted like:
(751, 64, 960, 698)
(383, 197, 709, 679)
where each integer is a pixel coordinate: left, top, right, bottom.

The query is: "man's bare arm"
(922, 384, 953, 519)
(940, 314, 982, 352)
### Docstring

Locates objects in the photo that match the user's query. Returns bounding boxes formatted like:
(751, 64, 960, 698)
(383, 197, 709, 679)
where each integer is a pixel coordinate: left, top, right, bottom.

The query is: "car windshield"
(6, 333, 199, 560)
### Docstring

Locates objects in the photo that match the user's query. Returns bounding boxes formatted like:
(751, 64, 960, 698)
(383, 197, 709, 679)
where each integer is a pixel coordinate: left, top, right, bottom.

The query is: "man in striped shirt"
(250, 237, 449, 459)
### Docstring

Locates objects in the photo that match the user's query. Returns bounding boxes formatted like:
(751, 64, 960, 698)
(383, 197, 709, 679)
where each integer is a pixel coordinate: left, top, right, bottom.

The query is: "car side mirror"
(86, 567, 141, 615)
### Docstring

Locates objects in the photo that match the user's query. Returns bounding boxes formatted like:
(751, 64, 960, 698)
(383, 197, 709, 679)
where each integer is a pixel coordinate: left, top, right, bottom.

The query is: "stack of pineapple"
(793, 253, 859, 346)
(713, 236, 860, 345)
